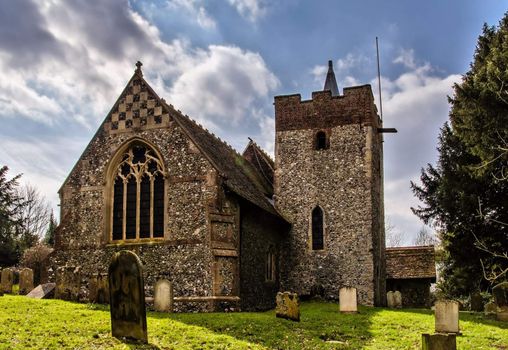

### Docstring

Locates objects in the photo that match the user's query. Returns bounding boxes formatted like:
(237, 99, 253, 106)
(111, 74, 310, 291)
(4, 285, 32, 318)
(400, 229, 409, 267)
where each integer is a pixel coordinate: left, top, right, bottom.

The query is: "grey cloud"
(0, 0, 64, 66)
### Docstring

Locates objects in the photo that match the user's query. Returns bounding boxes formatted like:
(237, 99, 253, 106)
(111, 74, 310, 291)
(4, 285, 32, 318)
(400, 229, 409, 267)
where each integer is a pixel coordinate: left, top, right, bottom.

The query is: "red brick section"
(274, 85, 380, 132)
(386, 246, 436, 280)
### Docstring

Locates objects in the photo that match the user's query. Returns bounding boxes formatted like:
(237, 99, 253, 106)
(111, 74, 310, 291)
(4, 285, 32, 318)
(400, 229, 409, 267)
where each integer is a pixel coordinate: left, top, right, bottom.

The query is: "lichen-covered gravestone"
(339, 287, 357, 313)
(19, 268, 34, 295)
(55, 266, 81, 301)
(393, 291, 402, 308)
(89, 273, 109, 304)
(109, 250, 147, 343)
(422, 333, 456, 350)
(435, 300, 460, 334)
(275, 292, 300, 321)
(493, 282, 508, 321)
(387, 291, 395, 308)
(0, 268, 13, 294)
(470, 292, 483, 312)
(26, 283, 56, 299)
(484, 301, 498, 316)
(154, 279, 173, 312)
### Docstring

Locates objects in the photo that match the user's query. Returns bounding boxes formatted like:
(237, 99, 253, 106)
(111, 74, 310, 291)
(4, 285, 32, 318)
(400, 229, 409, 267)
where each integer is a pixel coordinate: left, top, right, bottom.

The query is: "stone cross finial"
(135, 61, 143, 75)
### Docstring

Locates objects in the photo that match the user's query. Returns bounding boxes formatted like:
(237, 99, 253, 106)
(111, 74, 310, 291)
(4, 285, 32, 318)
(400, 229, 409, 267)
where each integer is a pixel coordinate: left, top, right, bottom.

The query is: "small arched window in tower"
(266, 245, 276, 282)
(111, 143, 165, 241)
(315, 131, 328, 150)
(312, 206, 324, 250)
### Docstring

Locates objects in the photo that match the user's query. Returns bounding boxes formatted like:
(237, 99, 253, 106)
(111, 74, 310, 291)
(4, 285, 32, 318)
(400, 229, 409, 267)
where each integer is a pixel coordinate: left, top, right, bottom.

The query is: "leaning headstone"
(55, 266, 81, 301)
(493, 282, 508, 322)
(470, 292, 483, 312)
(339, 287, 357, 313)
(275, 291, 300, 321)
(26, 283, 56, 299)
(393, 291, 402, 308)
(387, 291, 395, 308)
(1, 268, 14, 294)
(89, 273, 109, 304)
(484, 301, 498, 316)
(19, 268, 34, 295)
(435, 300, 460, 334)
(422, 333, 456, 350)
(154, 279, 173, 312)
(109, 250, 147, 343)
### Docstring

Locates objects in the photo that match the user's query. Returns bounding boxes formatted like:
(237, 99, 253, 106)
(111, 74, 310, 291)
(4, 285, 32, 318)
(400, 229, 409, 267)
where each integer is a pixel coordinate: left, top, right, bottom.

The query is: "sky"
(0, 0, 506, 245)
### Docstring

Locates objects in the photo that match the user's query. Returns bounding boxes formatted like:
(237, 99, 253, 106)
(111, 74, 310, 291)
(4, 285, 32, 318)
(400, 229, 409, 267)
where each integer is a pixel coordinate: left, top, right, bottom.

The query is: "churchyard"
(0, 294, 506, 349)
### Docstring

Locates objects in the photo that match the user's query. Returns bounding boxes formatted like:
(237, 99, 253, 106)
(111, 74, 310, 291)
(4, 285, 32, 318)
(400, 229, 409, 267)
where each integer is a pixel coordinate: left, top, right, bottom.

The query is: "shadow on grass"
(392, 306, 508, 329)
(149, 301, 379, 349)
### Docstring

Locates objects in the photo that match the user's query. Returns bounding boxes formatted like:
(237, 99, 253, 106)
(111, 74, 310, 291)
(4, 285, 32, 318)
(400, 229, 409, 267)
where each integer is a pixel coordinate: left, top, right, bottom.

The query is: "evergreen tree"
(0, 166, 24, 267)
(412, 15, 508, 296)
(44, 210, 57, 246)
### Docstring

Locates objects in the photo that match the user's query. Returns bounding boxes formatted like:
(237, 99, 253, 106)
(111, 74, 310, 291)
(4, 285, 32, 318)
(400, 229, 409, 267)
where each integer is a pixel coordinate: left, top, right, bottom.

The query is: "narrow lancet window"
(266, 246, 276, 281)
(316, 131, 328, 150)
(312, 206, 324, 250)
(111, 143, 165, 241)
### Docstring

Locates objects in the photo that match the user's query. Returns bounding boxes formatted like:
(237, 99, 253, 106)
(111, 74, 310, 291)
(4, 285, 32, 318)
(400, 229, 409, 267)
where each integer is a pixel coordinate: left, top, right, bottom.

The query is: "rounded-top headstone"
(108, 250, 147, 343)
(154, 279, 173, 312)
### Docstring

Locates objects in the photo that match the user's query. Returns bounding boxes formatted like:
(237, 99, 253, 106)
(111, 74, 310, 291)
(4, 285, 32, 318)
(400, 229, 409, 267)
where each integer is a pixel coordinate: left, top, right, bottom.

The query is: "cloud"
(373, 54, 460, 240)
(393, 48, 418, 69)
(165, 0, 216, 29)
(0, 0, 279, 218)
(169, 45, 279, 127)
(228, 0, 266, 22)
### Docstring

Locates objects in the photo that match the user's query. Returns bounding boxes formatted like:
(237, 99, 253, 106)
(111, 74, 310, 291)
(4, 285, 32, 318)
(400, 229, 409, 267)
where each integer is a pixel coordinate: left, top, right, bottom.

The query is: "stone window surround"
(104, 137, 169, 243)
(314, 130, 330, 150)
(308, 205, 327, 252)
(265, 245, 276, 282)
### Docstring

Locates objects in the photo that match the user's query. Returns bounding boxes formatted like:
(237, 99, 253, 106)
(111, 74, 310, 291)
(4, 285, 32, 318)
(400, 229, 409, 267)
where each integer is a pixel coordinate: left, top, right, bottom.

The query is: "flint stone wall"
(240, 202, 287, 311)
(49, 104, 239, 312)
(274, 101, 385, 305)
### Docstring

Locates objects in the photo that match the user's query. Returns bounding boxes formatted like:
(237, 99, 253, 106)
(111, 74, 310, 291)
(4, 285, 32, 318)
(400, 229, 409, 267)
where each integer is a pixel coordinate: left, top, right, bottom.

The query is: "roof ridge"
(247, 137, 274, 163)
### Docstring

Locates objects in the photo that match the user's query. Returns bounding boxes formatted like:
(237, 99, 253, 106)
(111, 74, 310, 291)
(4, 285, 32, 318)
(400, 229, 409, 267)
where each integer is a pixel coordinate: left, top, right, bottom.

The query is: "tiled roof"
(386, 246, 436, 280)
(242, 139, 274, 191)
(167, 106, 283, 218)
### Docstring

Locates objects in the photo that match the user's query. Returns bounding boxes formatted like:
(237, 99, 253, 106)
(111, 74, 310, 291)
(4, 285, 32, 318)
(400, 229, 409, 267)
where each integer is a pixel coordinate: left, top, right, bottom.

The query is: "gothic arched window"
(111, 144, 164, 241)
(266, 245, 276, 282)
(315, 131, 328, 150)
(312, 206, 324, 250)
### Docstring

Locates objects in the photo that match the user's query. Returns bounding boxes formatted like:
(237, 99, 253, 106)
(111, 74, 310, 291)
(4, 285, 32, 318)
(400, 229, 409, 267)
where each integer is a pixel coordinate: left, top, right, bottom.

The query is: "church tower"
(274, 61, 386, 305)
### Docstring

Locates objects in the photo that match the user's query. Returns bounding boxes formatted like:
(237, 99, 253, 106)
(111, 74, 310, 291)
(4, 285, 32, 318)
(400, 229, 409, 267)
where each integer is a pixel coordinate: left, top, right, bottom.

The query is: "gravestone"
(0, 268, 13, 294)
(26, 283, 56, 299)
(109, 250, 147, 343)
(154, 279, 173, 312)
(484, 301, 497, 315)
(55, 266, 81, 301)
(393, 291, 402, 308)
(339, 287, 357, 313)
(387, 291, 395, 308)
(493, 282, 508, 322)
(435, 300, 460, 334)
(89, 273, 109, 304)
(19, 268, 34, 295)
(470, 292, 483, 312)
(422, 333, 456, 350)
(275, 291, 300, 321)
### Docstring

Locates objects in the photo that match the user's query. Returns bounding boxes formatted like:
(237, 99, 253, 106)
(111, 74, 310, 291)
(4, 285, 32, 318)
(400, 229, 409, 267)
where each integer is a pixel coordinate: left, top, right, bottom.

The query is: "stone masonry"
(274, 85, 386, 306)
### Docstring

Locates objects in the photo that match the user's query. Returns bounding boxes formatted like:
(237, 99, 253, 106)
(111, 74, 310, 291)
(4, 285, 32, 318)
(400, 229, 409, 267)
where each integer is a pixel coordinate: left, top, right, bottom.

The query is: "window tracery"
(112, 144, 164, 241)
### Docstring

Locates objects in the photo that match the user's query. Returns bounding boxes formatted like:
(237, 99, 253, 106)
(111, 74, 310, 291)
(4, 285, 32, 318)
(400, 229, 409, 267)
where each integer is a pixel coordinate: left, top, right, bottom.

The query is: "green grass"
(0, 295, 506, 349)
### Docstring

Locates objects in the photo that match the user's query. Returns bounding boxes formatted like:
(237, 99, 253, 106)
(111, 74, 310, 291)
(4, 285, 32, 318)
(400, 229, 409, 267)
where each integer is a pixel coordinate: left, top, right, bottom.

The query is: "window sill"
(105, 238, 203, 247)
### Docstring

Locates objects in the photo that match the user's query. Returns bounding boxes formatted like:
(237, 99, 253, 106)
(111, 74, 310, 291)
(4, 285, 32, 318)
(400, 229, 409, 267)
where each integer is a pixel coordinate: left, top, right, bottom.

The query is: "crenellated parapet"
(274, 85, 380, 132)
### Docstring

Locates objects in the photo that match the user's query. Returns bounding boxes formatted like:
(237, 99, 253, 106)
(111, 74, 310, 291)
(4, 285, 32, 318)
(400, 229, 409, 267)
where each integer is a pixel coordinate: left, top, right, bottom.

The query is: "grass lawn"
(0, 295, 506, 349)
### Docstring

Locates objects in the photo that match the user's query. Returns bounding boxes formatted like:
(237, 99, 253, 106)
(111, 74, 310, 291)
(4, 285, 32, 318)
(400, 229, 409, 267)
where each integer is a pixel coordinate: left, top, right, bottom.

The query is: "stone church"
(49, 61, 433, 311)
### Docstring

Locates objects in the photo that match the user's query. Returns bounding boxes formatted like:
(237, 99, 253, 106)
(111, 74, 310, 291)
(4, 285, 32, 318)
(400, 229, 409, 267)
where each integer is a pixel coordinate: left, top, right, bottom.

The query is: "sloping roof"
(131, 70, 284, 220)
(386, 246, 436, 280)
(167, 108, 283, 218)
(242, 138, 274, 192)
